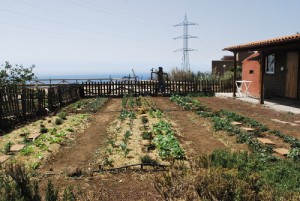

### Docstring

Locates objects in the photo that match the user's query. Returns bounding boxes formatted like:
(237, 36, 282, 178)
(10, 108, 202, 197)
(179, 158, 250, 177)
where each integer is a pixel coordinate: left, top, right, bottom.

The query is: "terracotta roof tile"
(223, 33, 300, 51)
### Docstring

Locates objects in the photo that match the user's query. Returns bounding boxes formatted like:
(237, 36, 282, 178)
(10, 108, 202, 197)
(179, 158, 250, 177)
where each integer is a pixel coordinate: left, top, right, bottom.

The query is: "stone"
(231, 121, 243, 126)
(0, 155, 10, 163)
(27, 133, 41, 141)
(10, 144, 26, 152)
(273, 148, 289, 156)
(241, 127, 255, 132)
(257, 138, 275, 145)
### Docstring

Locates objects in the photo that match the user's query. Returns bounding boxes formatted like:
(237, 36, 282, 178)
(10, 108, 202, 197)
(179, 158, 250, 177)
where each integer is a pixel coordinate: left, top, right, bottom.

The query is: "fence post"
(21, 85, 26, 119)
(0, 89, 3, 127)
(48, 87, 53, 111)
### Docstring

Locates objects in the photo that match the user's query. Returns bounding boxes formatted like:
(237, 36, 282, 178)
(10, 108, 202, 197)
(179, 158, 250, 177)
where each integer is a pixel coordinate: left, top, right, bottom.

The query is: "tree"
(0, 61, 35, 86)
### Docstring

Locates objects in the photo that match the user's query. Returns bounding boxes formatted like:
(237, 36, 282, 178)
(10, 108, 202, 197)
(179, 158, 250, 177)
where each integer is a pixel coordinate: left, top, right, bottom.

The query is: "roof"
(243, 52, 260, 62)
(223, 33, 300, 52)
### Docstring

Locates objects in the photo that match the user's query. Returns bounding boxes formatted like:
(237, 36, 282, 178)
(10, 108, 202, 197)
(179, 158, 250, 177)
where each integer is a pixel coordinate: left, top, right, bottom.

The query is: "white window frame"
(265, 54, 275, 74)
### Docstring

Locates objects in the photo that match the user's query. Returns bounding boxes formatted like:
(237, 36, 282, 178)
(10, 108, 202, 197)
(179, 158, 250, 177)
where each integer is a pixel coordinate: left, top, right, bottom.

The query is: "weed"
(4, 141, 12, 154)
(45, 180, 58, 201)
(58, 111, 68, 120)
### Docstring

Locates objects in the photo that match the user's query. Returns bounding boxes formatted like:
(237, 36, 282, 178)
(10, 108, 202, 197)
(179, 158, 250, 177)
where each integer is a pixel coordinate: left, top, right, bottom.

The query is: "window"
(265, 54, 275, 74)
(249, 70, 254, 74)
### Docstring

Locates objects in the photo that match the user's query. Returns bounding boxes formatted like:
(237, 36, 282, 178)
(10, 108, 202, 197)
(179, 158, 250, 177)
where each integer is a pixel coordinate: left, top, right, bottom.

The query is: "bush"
(55, 118, 63, 125)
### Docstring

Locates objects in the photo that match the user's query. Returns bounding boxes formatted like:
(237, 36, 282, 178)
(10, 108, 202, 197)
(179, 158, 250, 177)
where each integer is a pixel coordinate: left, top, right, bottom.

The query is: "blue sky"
(1, 0, 300, 77)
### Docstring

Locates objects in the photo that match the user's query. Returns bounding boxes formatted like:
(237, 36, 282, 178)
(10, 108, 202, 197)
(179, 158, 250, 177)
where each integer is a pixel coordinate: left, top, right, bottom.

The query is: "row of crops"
(100, 95, 185, 170)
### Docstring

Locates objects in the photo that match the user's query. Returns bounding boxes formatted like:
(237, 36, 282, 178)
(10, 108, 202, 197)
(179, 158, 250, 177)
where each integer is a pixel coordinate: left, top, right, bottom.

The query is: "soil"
(6, 96, 300, 200)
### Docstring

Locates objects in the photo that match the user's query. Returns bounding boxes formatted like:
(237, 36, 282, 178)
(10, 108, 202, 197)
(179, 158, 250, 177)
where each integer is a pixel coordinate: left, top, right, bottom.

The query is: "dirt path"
(40, 99, 122, 174)
(152, 97, 226, 159)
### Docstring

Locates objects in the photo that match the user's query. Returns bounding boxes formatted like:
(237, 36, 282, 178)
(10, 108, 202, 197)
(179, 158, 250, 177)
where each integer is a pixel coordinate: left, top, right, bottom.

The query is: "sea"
(32, 73, 151, 85)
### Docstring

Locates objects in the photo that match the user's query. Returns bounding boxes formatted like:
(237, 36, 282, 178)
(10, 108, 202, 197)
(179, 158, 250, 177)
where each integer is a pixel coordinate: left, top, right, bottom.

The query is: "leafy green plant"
(20, 145, 34, 156)
(141, 116, 149, 124)
(142, 131, 153, 140)
(123, 130, 132, 143)
(119, 142, 130, 158)
(107, 138, 116, 147)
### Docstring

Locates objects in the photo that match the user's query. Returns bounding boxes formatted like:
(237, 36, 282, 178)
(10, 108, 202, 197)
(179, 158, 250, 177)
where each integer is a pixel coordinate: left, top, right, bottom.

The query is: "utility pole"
(174, 14, 198, 71)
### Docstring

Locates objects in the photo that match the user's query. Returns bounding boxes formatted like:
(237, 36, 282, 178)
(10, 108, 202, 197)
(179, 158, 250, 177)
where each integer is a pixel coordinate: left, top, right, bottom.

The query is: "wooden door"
(285, 51, 299, 98)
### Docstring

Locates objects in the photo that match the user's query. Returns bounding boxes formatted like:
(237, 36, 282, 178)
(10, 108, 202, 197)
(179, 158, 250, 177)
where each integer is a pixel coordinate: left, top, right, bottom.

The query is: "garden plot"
(100, 96, 185, 170)
(0, 98, 107, 169)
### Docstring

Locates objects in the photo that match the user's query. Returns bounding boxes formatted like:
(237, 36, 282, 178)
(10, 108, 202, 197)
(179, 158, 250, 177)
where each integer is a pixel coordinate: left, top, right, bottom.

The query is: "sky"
(1, 0, 300, 78)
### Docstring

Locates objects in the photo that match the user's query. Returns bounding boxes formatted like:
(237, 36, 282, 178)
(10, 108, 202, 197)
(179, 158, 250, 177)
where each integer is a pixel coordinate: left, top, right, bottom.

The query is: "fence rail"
(0, 79, 233, 129)
(82, 79, 233, 97)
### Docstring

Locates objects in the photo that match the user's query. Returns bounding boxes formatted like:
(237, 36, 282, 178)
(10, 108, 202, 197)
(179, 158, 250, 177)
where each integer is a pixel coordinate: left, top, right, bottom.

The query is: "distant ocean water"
(33, 73, 151, 84)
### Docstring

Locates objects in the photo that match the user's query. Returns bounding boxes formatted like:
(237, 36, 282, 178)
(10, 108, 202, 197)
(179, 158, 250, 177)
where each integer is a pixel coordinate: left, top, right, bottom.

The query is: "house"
(212, 52, 253, 76)
(223, 33, 300, 104)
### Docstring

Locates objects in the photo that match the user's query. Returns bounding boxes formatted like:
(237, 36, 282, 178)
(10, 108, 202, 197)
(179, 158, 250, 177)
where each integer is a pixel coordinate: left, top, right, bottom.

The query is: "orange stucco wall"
(241, 60, 260, 98)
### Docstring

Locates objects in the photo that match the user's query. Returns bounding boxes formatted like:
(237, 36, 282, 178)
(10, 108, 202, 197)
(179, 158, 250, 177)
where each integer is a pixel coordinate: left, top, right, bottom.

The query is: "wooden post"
(259, 51, 265, 104)
(233, 52, 237, 97)
(21, 85, 26, 119)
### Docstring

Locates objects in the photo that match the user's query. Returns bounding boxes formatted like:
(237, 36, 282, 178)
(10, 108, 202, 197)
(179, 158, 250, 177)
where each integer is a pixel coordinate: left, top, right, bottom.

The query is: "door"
(285, 51, 299, 98)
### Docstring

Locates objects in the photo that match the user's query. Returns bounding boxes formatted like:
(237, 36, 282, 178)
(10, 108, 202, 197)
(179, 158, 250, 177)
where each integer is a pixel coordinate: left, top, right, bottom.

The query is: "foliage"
(55, 118, 63, 125)
(155, 150, 300, 200)
(40, 125, 48, 134)
(169, 67, 195, 81)
(20, 145, 35, 156)
(0, 61, 35, 86)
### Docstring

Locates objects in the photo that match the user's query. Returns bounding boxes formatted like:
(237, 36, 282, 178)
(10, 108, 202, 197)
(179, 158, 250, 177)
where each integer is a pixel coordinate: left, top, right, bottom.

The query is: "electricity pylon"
(174, 14, 198, 71)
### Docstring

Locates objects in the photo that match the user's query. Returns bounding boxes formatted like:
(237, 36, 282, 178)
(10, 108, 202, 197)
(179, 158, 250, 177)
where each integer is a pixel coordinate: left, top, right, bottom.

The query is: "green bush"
(55, 118, 63, 125)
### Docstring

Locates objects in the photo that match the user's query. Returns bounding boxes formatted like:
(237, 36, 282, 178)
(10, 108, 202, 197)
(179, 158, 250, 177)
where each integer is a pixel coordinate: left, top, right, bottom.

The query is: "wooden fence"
(0, 79, 233, 129)
(82, 79, 233, 97)
(0, 85, 80, 129)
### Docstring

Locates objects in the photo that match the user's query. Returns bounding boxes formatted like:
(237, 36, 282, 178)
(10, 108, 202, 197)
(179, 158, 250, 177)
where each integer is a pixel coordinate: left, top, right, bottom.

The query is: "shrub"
(55, 118, 63, 125)
(40, 126, 48, 134)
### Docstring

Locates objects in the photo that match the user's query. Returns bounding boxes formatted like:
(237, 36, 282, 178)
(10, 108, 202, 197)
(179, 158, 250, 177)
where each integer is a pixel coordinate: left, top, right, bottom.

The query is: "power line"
(64, 0, 166, 30)
(174, 14, 198, 71)
(0, 8, 160, 46)
(12, 0, 167, 38)
(0, 20, 170, 52)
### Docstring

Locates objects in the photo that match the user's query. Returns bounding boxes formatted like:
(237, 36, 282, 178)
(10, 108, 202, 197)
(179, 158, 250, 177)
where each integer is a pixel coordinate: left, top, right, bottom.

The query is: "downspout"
(233, 52, 237, 98)
(259, 51, 265, 104)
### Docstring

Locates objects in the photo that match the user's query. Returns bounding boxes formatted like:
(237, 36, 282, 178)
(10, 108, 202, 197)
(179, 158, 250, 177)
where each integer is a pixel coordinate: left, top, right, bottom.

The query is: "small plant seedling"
(107, 138, 116, 147)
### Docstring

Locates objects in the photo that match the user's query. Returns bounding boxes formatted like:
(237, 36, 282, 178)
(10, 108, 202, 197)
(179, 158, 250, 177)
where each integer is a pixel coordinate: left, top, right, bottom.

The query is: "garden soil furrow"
(40, 99, 122, 173)
(151, 97, 226, 159)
